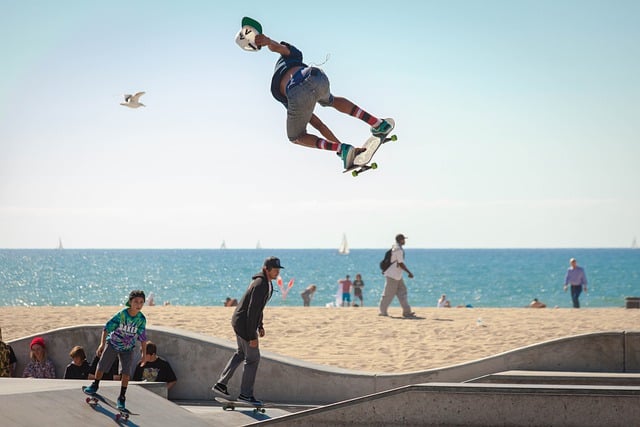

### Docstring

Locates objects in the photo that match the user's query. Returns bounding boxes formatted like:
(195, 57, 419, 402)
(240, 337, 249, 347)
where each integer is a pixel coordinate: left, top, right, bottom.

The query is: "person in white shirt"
(378, 234, 415, 318)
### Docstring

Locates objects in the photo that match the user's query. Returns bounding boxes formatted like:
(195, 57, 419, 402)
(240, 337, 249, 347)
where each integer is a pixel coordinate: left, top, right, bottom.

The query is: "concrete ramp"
(0, 379, 210, 427)
(250, 382, 640, 427)
(469, 370, 640, 386)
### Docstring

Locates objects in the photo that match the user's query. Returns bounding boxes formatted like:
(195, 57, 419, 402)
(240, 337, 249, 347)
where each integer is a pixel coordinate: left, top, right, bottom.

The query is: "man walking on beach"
(212, 256, 282, 406)
(564, 258, 588, 308)
(379, 234, 415, 318)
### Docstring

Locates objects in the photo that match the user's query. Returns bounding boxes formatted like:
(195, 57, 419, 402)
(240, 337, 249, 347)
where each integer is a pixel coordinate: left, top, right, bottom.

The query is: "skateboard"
(343, 118, 397, 177)
(215, 396, 266, 413)
(83, 386, 137, 422)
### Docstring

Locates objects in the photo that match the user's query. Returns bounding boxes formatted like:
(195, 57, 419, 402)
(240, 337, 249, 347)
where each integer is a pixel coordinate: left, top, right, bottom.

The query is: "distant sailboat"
(220, 240, 227, 250)
(57, 237, 64, 250)
(338, 233, 349, 255)
(256, 240, 262, 249)
(633, 237, 638, 249)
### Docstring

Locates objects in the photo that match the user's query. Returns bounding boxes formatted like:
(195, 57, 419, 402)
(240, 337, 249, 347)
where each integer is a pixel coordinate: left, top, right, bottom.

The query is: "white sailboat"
(57, 237, 64, 250)
(256, 240, 262, 249)
(338, 233, 350, 255)
(632, 237, 638, 249)
(220, 240, 227, 250)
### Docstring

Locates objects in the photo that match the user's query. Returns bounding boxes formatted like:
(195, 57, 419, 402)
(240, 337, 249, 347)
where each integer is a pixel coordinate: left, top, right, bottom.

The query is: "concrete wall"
(248, 383, 640, 427)
(9, 326, 640, 403)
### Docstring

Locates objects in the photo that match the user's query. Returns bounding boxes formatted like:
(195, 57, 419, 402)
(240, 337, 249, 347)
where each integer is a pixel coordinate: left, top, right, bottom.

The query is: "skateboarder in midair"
(254, 33, 394, 169)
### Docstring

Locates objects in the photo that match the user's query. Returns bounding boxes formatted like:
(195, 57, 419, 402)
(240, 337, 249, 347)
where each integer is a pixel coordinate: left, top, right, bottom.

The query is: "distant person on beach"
(23, 336, 56, 378)
(147, 292, 156, 306)
(0, 327, 18, 377)
(379, 234, 416, 318)
(212, 256, 281, 407)
(437, 294, 451, 308)
(338, 275, 353, 307)
(253, 31, 394, 170)
(353, 274, 365, 306)
(224, 297, 239, 307)
(529, 298, 547, 308)
(301, 284, 317, 307)
(83, 290, 148, 413)
(64, 345, 91, 379)
(564, 258, 588, 308)
(132, 341, 177, 391)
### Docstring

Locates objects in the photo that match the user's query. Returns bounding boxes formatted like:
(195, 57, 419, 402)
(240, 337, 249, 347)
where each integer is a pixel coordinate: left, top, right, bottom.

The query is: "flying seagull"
(120, 91, 146, 108)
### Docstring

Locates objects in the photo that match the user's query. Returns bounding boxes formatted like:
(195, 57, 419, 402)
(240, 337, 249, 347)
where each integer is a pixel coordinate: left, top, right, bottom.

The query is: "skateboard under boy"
(83, 386, 137, 422)
(214, 396, 267, 413)
(343, 118, 397, 177)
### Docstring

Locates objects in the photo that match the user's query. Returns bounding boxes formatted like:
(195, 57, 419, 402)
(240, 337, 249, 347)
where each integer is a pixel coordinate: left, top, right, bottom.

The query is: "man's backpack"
(379, 248, 393, 273)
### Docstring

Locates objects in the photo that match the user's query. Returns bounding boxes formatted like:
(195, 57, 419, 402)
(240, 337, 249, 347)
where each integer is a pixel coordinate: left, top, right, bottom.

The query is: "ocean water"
(0, 249, 638, 308)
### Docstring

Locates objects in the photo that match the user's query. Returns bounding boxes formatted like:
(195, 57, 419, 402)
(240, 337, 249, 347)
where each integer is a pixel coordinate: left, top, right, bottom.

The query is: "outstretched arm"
(255, 34, 290, 55)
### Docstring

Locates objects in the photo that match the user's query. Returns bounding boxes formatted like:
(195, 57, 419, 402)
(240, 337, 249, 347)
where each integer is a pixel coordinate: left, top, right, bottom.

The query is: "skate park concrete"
(5, 326, 640, 426)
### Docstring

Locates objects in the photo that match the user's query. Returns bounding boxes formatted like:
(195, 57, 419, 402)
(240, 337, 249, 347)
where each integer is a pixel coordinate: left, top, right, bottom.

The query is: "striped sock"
(315, 137, 340, 152)
(349, 106, 381, 127)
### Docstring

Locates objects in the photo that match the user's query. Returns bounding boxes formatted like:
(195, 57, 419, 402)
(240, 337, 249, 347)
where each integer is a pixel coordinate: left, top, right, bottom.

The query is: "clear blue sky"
(1, 1, 639, 249)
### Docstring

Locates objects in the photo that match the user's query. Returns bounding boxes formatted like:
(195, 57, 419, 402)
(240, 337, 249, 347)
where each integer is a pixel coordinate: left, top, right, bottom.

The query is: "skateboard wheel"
(352, 170, 358, 177)
(371, 163, 378, 169)
(115, 414, 121, 421)
(390, 134, 397, 141)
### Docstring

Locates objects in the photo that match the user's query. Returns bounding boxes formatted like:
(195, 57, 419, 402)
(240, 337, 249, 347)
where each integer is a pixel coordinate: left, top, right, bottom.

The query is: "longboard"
(343, 118, 397, 177)
(214, 396, 266, 413)
(83, 386, 138, 422)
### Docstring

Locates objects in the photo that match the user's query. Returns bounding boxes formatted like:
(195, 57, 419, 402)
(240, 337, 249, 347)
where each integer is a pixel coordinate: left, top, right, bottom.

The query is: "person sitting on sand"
(224, 297, 238, 307)
(529, 298, 547, 308)
(437, 294, 451, 308)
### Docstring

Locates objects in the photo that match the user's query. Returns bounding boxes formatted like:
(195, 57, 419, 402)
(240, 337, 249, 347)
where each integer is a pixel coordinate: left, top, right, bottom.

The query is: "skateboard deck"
(215, 396, 267, 413)
(343, 118, 397, 177)
(83, 386, 137, 421)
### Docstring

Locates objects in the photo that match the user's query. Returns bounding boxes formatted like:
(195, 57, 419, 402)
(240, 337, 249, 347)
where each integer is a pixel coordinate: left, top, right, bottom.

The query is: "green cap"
(241, 17, 262, 34)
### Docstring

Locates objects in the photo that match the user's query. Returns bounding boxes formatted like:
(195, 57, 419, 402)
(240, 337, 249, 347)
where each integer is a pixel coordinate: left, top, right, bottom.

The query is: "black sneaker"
(212, 382, 230, 397)
(238, 394, 263, 406)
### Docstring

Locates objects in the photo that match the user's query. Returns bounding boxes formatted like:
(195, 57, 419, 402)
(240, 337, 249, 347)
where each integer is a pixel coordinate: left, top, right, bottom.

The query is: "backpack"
(379, 248, 393, 273)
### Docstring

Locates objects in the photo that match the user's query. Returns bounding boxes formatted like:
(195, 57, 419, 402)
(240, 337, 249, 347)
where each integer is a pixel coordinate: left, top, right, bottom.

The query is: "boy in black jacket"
(212, 257, 282, 406)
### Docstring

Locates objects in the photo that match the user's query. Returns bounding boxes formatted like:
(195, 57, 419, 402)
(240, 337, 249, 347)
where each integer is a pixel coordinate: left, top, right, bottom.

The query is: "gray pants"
(217, 335, 260, 397)
(379, 276, 412, 316)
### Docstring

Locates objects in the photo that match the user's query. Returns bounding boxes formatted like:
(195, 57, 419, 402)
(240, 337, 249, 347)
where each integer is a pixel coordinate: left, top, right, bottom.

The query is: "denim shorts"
(285, 67, 334, 141)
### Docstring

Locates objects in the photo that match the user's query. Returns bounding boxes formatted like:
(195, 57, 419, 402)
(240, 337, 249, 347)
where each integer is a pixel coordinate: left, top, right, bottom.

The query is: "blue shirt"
(565, 266, 587, 286)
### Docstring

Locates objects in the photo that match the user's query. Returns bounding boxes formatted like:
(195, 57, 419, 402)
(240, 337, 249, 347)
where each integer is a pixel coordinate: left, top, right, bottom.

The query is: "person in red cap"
(23, 336, 56, 378)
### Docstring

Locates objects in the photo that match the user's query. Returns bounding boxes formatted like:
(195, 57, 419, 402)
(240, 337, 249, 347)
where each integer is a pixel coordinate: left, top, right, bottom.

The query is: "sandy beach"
(2, 306, 639, 373)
